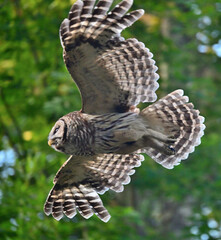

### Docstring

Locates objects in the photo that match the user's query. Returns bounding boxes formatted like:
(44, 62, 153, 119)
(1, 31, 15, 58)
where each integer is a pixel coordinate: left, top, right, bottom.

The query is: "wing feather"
(44, 153, 144, 222)
(60, 0, 159, 114)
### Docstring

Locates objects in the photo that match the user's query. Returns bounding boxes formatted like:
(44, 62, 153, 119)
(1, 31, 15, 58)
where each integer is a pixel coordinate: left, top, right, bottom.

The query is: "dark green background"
(1, 0, 221, 239)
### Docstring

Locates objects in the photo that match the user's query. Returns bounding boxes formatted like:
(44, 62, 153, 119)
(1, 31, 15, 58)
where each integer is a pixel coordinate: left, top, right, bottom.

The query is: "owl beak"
(48, 139, 54, 146)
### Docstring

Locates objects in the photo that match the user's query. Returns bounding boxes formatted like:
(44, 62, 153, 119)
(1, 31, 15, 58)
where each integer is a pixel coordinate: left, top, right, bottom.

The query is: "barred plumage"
(60, 0, 158, 114)
(45, 0, 205, 222)
(44, 154, 144, 222)
(139, 90, 205, 169)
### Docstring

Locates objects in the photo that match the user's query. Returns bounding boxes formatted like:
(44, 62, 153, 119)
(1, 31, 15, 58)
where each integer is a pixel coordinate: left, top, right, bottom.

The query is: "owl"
(44, 0, 205, 222)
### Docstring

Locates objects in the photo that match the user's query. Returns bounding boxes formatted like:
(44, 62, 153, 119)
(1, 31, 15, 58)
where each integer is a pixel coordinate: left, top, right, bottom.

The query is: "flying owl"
(44, 0, 205, 222)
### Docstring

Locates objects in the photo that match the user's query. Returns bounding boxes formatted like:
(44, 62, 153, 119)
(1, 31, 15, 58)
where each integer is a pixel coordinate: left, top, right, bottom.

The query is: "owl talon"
(164, 145, 176, 155)
(168, 146, 176, 154)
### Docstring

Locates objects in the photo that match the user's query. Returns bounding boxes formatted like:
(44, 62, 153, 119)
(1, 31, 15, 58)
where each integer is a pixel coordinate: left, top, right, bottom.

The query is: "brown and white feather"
(139, 90, 205, 169)
(45, 0, 205, 224)
(59, 0, 159, 114)
(44, 154, 144, 222)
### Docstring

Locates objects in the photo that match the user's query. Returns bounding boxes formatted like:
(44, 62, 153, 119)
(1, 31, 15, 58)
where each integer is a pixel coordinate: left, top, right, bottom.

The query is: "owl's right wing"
(60, 0, 159, 114)
(44, 153, 144, 222)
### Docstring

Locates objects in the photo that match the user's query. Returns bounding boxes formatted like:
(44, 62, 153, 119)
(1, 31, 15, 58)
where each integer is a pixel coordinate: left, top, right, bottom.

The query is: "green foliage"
(0, 0, 221, 239)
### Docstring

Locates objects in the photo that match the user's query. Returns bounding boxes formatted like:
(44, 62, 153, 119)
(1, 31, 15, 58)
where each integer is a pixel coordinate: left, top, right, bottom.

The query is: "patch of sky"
(200, 234, 209, 240)
(0, 149, 16, 178)
(198, 16, 212, 29)
(209, 230, 221, 238)
(202, 206, 212, 216)
(191, 4, 202, 15)
(213, 40, 221, 57)
(198, 45, 209, 53)
(216, 3, 221, 12)
(191, 226, 200, 235)
(208, 219, 219, 229)
(196, 32, 209, 44)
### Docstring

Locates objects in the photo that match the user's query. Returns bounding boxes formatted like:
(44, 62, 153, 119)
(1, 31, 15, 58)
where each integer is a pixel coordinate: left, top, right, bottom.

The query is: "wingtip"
(44, 202, 53, 216)
(82, 212, 94, 219)
(52, 213, 64, 221)
(138, 9, 145, 17)
(175, 89, 184, 96)
(64, 210, 77, 219)
(102, 214, 111, 223)
(44, 210, 51, 216)
(122, 176, 131, 185)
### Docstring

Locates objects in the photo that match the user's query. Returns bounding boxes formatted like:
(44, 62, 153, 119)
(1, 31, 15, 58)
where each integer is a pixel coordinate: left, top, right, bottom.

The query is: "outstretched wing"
(44, 153, 144, 222)
(60, 0, 159, 114)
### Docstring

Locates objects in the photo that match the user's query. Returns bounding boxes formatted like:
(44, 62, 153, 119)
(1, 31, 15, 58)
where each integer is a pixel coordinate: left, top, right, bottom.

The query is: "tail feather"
(140, 89, 205, 169)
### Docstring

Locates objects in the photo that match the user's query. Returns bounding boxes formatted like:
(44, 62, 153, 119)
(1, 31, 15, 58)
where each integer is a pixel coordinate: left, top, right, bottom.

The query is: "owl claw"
(168, 146, 176, 155)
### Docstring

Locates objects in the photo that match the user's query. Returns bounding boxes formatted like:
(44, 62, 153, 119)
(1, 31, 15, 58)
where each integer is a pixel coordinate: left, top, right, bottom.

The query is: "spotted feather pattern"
(139, 90, 205, 169)
(59, 0, 159, 114)
(44, 153, 144, 222)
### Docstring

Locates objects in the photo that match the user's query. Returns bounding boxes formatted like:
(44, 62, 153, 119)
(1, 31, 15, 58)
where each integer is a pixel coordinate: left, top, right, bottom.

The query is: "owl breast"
(88, 112, 146, 154)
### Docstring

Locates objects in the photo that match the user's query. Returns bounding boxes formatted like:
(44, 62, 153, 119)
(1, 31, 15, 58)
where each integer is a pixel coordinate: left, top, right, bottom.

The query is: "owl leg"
(142, 135, 176, 155)
(144, 128, 176, 143)
(113, 128, 145, 154)
(114, 128, 141, 143)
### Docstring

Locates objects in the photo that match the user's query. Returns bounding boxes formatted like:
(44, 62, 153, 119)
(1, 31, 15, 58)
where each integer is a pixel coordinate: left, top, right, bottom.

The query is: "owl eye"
(54, 126, 60, 134)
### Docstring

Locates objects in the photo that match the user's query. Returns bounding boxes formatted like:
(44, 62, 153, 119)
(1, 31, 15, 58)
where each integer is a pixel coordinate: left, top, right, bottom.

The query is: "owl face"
(48, 119, 67, 153)
(48, 112, 95, 155)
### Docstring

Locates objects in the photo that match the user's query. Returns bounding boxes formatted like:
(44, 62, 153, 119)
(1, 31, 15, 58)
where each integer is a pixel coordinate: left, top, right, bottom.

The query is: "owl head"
(48, 119, 67, 153)
(48, 112, 91, 155)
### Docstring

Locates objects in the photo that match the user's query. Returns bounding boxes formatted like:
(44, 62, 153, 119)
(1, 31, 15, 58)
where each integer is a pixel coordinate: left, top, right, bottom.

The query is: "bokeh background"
(1, 0, 221, 239)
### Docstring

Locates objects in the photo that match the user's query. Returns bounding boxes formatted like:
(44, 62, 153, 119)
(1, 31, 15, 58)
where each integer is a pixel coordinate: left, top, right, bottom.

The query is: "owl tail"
(139, 89, 205, 169)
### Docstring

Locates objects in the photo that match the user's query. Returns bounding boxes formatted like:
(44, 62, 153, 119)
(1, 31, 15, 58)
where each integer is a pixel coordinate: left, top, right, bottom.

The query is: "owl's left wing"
(44, 153, 144, 222)
(60, 0, 159, 114)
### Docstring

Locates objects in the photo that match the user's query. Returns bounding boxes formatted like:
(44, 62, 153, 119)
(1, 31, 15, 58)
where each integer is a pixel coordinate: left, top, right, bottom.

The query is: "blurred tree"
(0, 0, 221, 239)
